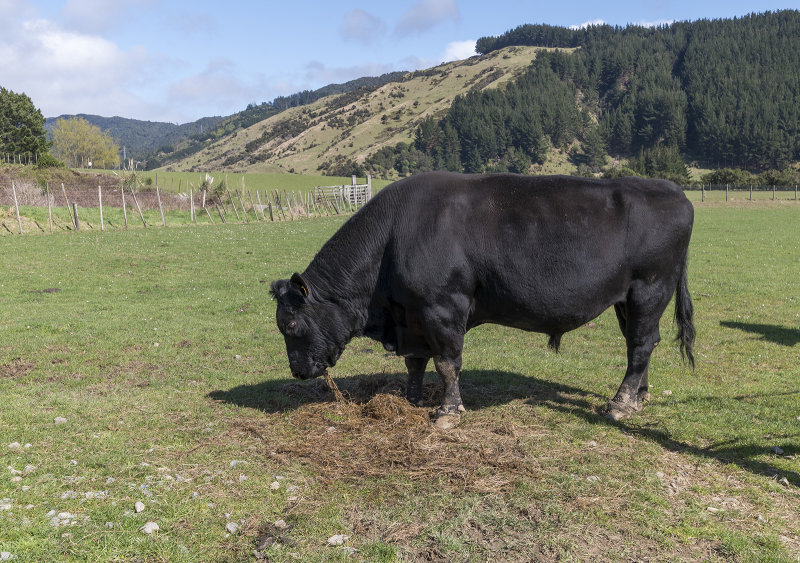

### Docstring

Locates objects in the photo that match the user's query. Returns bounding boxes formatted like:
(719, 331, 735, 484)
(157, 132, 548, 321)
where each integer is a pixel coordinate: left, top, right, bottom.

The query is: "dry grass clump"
(265, 373, 540, 492)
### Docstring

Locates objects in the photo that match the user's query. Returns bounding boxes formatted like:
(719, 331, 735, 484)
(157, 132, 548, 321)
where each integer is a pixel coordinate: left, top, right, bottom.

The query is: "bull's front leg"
(433, 355, 465, 430)
(404, 357, 429, 406)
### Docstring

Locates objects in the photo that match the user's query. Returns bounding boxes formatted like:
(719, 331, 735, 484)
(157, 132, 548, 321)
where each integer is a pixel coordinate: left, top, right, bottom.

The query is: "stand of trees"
(50, 117, 120, 169)
(0, 87, 49, 159)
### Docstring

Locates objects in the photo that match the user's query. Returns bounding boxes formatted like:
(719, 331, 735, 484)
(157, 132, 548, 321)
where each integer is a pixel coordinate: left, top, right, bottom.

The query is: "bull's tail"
(674, 252, 695, 368)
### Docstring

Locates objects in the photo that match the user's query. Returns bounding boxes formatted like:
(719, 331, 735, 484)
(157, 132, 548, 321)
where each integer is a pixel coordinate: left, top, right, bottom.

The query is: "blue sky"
(1, 0, 796, 123)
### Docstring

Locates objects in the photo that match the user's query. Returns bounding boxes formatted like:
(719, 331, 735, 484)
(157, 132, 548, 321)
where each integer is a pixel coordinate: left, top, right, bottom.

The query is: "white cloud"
(441, 40, 475, 62)
(340, 9, 387, 44)
(569, 19, 606, 30)
(0, 17, 165, 119)
(395, 0, 460, 37)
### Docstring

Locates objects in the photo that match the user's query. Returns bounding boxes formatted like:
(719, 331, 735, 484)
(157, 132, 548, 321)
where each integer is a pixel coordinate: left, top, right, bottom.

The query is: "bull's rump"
(382, 172, 693, 335)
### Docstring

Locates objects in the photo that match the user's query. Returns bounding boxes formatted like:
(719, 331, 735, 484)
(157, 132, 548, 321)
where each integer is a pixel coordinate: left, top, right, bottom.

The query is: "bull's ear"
(270, 279, 289, 300)
(290, 272, 311, 298)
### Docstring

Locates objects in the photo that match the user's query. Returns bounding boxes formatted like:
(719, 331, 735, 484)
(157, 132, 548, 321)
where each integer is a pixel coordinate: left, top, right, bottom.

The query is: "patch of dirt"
(0, 358, 36, 378)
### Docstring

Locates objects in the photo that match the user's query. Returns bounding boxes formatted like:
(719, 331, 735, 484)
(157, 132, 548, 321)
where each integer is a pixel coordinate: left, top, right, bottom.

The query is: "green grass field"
(0, 200, 798, 561)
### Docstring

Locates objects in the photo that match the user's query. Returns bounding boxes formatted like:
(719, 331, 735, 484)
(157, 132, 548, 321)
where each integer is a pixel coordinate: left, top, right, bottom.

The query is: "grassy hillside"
(166, 46, 546, 176)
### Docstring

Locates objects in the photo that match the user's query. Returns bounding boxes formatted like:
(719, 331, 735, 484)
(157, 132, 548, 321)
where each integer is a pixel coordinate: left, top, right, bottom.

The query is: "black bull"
(272, 172, 695, 426)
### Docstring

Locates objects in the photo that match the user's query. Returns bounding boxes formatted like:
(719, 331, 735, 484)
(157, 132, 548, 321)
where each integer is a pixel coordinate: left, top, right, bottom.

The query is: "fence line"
(686, 184, 799, 202)
(0, 176, 374, 236)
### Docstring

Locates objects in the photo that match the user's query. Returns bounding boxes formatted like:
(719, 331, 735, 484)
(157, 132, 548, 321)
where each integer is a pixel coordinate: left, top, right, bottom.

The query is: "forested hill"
(159, 10, 799, 181)
(467, 10, 800, 172)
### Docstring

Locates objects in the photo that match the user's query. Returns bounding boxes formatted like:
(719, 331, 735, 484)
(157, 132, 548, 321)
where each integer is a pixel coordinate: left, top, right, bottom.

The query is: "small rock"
(656, 472, 665, 479)
(586, 475, 600, 482)
(757, 514, 765, 522)
(54, 417, 67, 425)
(21, 486, 30, 492)
(0, 551, 12, 560)
(772, 446, 784, 455)
(341, 546, 358, 556)
(140, 521, 159, 534)
(153, 342, 159, 347)
(106, 478, 115, 484)
(105, 522, 114, 529)
(707, 506, 720, 513)
(327, 534, 349, 546)
(23, 465, 35, 474)
(661, 390, 673, 396)
(7, 442, 21, 450)
(24, 444, 31, 449)
(0, 502, 12, 511)
(7, 467, 21, 476)
(61, 491, 77, 500)
(586, 440, 598, 447)
(229, 460, 246, 468)
(226, 522, 240, 534)
(237, 474, 248, 482)
(274, 519, 289, 530)
(134, 501, 145, 513)
(778, 477, 790, 487)
(234, 354, 241, 360)
(269, 481, 280, 490)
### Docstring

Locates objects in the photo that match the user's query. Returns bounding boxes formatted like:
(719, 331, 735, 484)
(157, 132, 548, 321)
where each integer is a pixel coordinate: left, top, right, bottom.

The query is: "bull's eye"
(288, 321, 297, 330)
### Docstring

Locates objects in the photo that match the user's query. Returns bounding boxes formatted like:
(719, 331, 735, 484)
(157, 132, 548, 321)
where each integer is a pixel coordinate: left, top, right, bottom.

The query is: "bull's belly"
(468, 294, 619, 334)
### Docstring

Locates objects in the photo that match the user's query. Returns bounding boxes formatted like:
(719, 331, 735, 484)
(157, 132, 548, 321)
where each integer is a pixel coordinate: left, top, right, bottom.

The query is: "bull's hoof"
(434, 405, 464, 429)
(638, 390, 651, 404)
(604, 399, 640, 421)
(434, 413, 461, 430)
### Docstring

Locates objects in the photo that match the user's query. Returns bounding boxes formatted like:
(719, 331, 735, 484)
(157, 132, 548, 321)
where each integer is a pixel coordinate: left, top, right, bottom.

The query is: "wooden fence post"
(190, 188, 195, 224)
(248, 190, 260, 221)
(226, 189, 241, 222)
(72, 203, 80, 230)
(11, 181, 22, 234)
(46, 182, 53, 233)
(122, 186, 128, 229)
(725, 184, 728, 202)
(129, 187, 146, 227)
(749, 185, 752, 201)
(156, 185, 166, 226)
(61, 183, 75, 229)
(237, 191, 249, 223)
(773, 185, 776, 201)
(701, 185, 705, 202)
(99, 185, 104, 231)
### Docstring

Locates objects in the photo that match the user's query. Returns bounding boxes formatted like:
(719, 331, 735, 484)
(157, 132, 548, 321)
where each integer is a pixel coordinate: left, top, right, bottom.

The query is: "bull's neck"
(302, 203, 392, 336)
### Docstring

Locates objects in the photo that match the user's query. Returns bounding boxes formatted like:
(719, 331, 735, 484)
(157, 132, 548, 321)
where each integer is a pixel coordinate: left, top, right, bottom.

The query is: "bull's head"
(270, 272, 348, 380)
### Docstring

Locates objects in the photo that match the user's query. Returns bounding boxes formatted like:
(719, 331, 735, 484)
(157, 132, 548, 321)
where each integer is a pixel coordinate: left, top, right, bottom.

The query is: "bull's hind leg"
(404, 357, 429, 406)
(606, 284, 670, 421)
(614, 303, 651, 405)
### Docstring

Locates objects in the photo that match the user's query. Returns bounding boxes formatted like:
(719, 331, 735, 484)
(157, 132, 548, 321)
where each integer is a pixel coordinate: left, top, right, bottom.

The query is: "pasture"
(0, 200, 798, 561)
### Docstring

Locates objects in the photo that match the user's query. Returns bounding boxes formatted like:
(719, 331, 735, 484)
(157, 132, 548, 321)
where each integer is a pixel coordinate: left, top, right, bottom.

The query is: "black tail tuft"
(674, 254, 695, 368)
